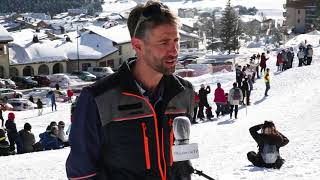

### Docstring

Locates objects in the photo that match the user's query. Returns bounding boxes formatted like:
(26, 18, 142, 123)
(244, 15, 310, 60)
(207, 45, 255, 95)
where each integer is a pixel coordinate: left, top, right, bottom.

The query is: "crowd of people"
(0, 112, 69, 156)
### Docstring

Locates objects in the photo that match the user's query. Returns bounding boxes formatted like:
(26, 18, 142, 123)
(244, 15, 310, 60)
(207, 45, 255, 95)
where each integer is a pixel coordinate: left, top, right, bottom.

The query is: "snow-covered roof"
(84, 24, 131, 44)
(0, 24, 13, 42)
(10, 29, 47, 44)
(179, 29, 200, 39)
(9, 30, 118, 65)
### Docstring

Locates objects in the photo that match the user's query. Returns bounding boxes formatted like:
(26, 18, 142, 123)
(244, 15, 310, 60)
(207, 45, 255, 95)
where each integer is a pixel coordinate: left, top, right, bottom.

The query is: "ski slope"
(0, 50, 319, 179)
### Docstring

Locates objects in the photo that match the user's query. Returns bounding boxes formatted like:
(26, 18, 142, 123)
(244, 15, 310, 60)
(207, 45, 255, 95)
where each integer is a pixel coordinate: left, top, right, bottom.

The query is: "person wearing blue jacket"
(39, 125, 63, 150)
(66, 1, 195, 179)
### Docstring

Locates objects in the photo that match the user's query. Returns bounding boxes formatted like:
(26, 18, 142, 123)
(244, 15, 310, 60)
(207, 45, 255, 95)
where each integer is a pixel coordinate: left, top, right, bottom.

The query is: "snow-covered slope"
(0, 50, 319, 179)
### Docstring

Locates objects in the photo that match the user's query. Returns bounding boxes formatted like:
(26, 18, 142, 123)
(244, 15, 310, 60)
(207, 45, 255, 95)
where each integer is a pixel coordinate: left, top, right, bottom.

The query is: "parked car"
(0, 79, 6, 88)
(70, 71, 96, 81)
(87, 67, 114, 79)
(32, 75, 51, 87)
(7, 98, 37, 111)
(0, 88, 23, 103)
(11, 76, 38, 89)
(24, 87, 51, 105)
(2, 79, 17, 89)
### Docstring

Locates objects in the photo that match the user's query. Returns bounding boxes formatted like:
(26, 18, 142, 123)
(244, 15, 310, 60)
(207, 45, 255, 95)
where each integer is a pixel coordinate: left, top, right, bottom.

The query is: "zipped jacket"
(66, 59, 195, 180)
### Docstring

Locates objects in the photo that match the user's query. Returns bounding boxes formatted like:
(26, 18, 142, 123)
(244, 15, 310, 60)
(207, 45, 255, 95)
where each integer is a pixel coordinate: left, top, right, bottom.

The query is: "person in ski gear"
(247, 121, 289, 169)
(0, 128, 10, 156)
(192, 91, 200, 124)
(0, 104, 4, 127)
(297, 47, 306, 67)
(172, 116, 194, 180)
(19, 122, 35, 153)
(67, 88, 74, 103)
(264, 68, 270, 96)
(306, 44, 313, 65)
(260, 52, 269, 73)
(36, 98, 43, 116)
(5, 112, 22, 154)
(236, 65, 243, 87)
(57, 121, 69, 147)
(214, 83, 226, 117)
(276, 51, 283, 71)
(47, 91, 57, 111)
(228, 83, 243, 119)
(241, 77, 250, 105)
(39, 125, 63, 150)
(198, 84, 211, 120)
(66, 1, 195, 179)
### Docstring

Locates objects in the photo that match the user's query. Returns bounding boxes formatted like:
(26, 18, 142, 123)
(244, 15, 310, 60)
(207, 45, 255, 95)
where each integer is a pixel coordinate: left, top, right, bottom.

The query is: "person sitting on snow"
(0, 128, 10, 156)
(39, 125, 64, 150)
(247, 121, 289, 169)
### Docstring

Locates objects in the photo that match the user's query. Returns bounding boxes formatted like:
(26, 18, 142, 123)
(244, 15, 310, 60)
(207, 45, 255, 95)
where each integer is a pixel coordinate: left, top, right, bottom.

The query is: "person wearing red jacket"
(67, 89, 74, 103)
(213, 83, 226, 117)
(260, 52, 269, 74)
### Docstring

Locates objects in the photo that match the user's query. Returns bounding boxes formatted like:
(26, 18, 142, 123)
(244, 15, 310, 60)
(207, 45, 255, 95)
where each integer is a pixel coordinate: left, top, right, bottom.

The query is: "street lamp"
(76, 26, 80, 72)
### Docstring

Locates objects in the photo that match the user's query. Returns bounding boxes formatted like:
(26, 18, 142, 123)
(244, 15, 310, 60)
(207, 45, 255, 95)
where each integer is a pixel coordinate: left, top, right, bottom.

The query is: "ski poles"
(194, 169, 215, 180)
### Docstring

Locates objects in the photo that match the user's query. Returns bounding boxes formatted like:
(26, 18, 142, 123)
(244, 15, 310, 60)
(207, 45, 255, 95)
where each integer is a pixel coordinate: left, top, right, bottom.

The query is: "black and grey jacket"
(66, 59, 195, 180)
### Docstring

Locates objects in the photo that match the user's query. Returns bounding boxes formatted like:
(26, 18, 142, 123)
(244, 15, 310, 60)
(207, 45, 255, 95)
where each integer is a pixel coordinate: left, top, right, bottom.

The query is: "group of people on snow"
(0, 112, 69, 156)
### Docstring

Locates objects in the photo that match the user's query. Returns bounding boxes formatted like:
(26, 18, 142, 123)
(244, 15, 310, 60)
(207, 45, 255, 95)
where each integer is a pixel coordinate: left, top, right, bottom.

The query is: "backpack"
(233, 88, 241, 100)
(261, 144, 279, 164)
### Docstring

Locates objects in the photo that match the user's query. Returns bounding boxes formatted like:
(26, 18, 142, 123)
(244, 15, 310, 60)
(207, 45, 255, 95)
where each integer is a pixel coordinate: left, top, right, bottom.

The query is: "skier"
(36, 98, 43, 116)
(297, 47, 305, 67)
(247, 121, 289, 169)
(236, 65, 243, 87)
(306, 44, 313, 65)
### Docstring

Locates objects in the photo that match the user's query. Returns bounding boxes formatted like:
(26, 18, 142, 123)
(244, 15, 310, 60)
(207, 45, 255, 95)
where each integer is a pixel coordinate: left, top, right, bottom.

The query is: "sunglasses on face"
(133, 3, 169, 37)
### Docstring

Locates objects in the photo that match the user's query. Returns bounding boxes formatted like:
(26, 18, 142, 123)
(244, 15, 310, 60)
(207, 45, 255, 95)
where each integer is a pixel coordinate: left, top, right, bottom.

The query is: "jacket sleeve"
(249, 124, 263, 144)
(278, 132, 289, 147)
(66, 88, 102, 180)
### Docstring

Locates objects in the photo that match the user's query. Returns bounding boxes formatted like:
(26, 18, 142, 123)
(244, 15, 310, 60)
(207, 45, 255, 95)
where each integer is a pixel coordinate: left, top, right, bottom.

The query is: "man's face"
(138, 24, 180, 75)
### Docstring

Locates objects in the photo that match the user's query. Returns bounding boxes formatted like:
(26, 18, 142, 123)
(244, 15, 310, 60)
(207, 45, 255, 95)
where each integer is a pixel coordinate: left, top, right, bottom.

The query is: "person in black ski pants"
(198, 84, 211, 120)
(247, 121, 289, 169)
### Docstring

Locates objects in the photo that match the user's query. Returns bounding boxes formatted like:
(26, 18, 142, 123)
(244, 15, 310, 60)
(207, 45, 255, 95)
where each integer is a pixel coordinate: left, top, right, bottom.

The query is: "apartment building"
(283, 0, 319, 33)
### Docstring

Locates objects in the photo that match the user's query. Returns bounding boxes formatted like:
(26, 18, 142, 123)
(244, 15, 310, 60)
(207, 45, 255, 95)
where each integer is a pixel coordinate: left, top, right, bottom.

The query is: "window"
(0, 46, 3, 55)
(119, 58, 122, 65)
(298, 10, 300, 14)
(118, 46, 122, 55)
(297, 19, 300, 23)
(107, 59, 114, 68)
(82, 63, 91, 71)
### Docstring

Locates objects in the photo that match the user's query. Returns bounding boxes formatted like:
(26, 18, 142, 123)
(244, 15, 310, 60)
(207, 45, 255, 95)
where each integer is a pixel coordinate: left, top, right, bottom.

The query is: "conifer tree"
(219, 0, 241, 54)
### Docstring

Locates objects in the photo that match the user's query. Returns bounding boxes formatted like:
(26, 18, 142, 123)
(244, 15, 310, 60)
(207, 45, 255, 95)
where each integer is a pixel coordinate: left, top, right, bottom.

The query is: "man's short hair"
(127, 0, 179, 39)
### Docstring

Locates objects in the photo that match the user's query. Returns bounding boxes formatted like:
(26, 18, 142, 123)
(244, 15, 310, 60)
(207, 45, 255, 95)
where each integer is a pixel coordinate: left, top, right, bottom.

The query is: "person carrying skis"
(247, 121, 289, 169)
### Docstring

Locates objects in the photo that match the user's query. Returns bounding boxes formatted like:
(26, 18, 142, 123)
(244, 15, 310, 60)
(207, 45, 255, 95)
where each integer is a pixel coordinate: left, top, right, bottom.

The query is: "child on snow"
(5, 112, 23, 154)
(247, 121, 289, 169)
(0, 128, 10, 156)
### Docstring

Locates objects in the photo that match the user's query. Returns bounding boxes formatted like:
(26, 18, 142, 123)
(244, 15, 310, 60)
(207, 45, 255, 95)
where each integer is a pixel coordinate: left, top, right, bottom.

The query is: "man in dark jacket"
(66, 1, 195, 180)
(198, 84, 211, 120)
(19, 123, 35, 153)
(247, 121, 289, 169)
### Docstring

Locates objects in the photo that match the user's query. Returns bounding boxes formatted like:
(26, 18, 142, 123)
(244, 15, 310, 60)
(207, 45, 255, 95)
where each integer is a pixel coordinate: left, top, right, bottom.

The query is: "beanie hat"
(8, 112, 15, 120)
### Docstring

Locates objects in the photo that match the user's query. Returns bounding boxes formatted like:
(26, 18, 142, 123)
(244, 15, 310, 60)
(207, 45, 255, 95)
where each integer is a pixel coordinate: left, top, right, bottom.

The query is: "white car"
(7, 98, 37, 111)
(0, 88, 23, 103)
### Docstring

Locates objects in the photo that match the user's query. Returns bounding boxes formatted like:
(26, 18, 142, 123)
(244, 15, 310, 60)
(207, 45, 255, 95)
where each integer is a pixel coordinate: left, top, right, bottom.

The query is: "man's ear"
(131, 37, 143, 54)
